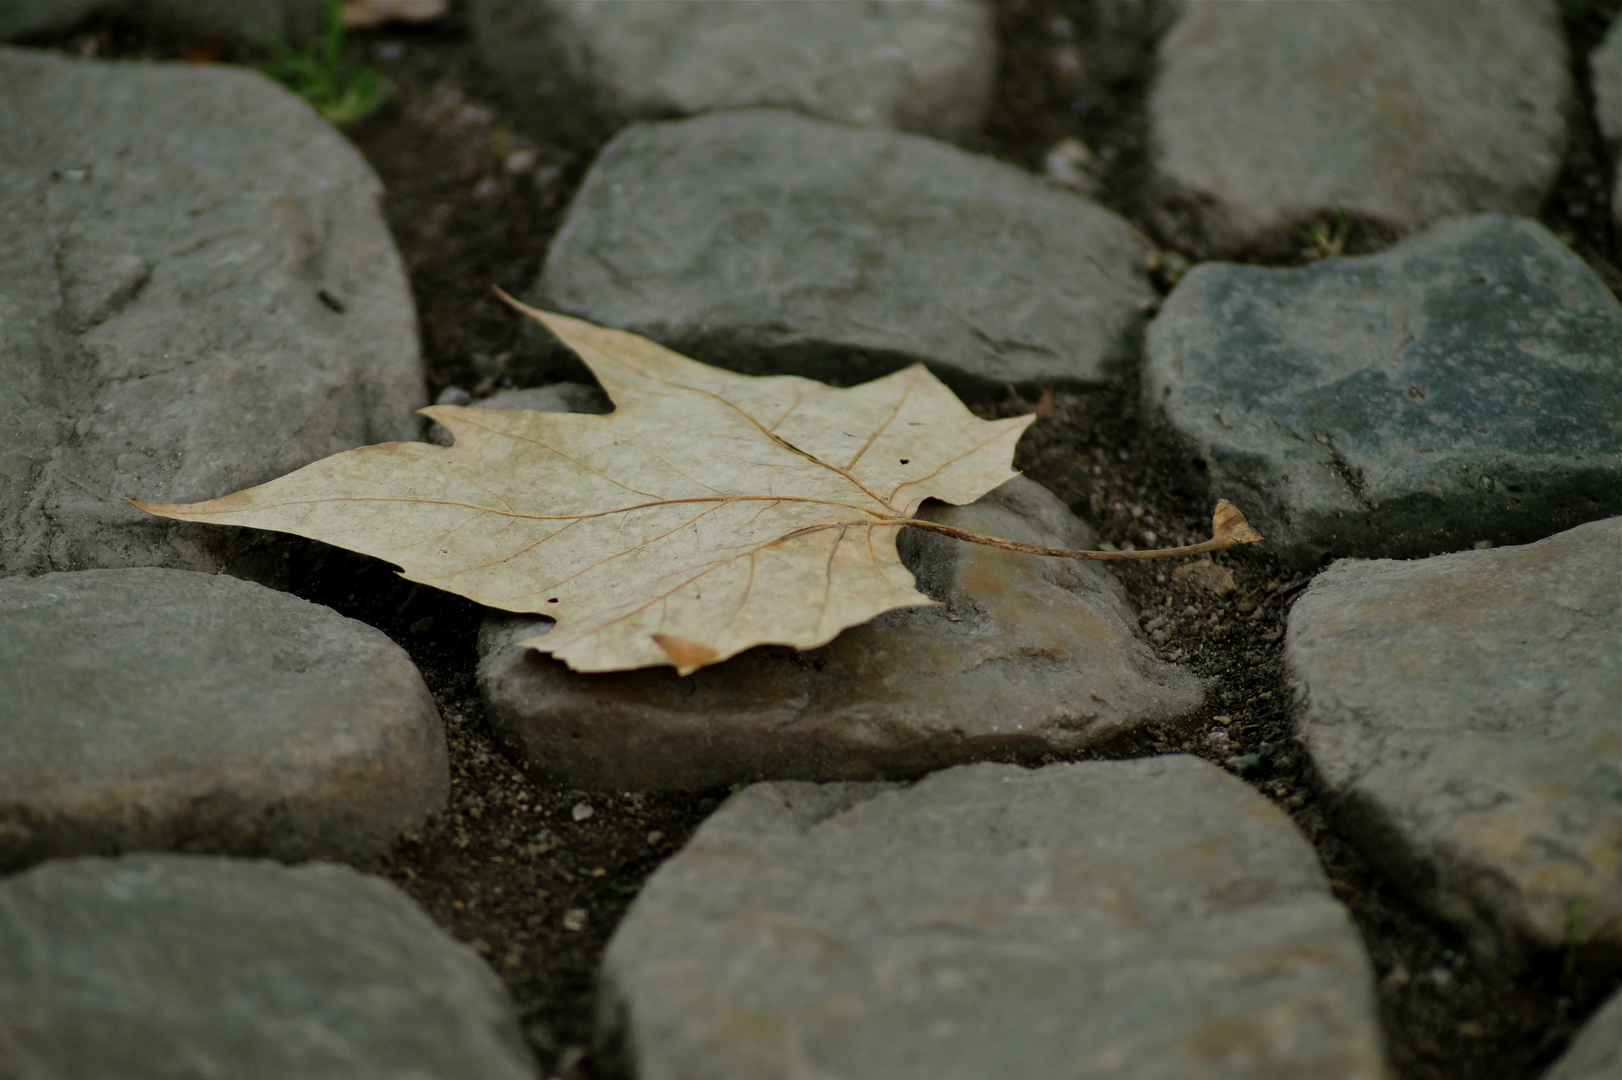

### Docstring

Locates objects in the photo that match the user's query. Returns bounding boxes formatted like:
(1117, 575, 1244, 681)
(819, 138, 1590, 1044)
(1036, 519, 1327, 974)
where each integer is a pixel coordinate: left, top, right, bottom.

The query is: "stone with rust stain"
(478, 476, 1203, 790)
(597, 757, 1387, 1080)
(0, 568, 448, 871)
(1287, 517, 1622, 969)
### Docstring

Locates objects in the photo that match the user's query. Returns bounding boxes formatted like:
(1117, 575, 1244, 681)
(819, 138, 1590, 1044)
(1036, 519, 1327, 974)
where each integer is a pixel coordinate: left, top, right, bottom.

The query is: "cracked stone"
(478, 477, 1203, 791)
(0, 46, 425, 576)
(470, 0, 996, 144)
(1144, 214, 1622, 568)
(532, 108, 1155, 398)
(1147, 1, 1570, 257)
(0, 855, 534, 1080)
(0, 568, 448, 871)
(597, 757, 1386, 1080)
(1286, 518, 1622, 969)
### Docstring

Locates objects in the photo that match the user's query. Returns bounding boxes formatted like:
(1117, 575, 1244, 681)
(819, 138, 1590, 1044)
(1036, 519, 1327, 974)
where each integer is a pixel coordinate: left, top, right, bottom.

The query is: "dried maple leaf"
(136, 295, 1260, 674)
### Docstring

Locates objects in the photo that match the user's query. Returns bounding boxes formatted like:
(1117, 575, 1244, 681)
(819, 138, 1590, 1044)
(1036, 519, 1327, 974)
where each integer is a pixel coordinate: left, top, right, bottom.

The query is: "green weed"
(256, 0, 389, 128)
(1300, 209, 1349, 260)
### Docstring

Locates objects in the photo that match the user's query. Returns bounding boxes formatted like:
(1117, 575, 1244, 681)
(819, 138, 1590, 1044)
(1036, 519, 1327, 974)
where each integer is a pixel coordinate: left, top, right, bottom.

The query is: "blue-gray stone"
(1145, 214, 1622, 568)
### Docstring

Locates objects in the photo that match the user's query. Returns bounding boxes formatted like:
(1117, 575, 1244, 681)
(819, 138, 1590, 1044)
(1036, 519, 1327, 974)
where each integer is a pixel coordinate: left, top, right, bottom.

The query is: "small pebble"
(1225, 753, 1263, 777)
(562, 909, 587, 932)
(571, 802, 594, 822)
(646, 831, 665, 846)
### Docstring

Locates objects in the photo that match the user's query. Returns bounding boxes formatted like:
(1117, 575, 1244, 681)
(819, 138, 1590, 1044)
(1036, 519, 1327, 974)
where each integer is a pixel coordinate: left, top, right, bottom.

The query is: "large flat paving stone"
(0, 855, 535, 1080)
(1286, 518, 1622, 969)
(0, 46, 425, 576)
(1541, 989, 1622, 1080)
(478, 477, 1204, 791)
(471, 0, 996, 143)
(598, 757, 1387, 1080)
(0, 569, 448, 871)
(1145, 214, 1622, 569)
(534, 109, 1156, 397)
(1148, 1, 1570, 257)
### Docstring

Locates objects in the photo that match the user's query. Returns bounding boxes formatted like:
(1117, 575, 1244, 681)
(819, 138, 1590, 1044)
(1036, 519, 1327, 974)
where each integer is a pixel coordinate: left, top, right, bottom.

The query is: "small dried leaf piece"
(1173, 558, 1237, 596)
(136, 299, 1031, 674)
(1211, 499, 1262, 546)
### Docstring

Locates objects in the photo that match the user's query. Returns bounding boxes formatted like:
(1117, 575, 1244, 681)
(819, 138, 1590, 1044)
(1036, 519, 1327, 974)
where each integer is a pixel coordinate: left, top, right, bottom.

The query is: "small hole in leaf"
(548, 597, 559, 603)
(899, 459, 909, 465)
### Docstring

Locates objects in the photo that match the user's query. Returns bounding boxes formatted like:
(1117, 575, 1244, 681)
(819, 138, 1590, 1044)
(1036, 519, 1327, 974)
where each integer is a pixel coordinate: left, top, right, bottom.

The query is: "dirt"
(35, 2, 1622, 1078)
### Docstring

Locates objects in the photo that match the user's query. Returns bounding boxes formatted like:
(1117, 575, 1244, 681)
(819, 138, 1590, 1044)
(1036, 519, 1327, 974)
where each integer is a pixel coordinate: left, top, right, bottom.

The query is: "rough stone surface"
(0, 855, 535, 1080)
(0, 0, 325, 43)
(471, 0, 996, 143)
(0, 568, 448, 871)
(598, 757, 1387, 1080)
(479, 477, 1203, 791)
(474, 382, 612, 415)
(1148, 1, 1571, 257)
(1144, 214, 1622, 569)
(1592, 17, 1622, 230)
(1541, 989, 1622, 1080)
(0, 47, 425, 576)
(1286, 518, 1622, 969)
(534, 109, 1155, 398)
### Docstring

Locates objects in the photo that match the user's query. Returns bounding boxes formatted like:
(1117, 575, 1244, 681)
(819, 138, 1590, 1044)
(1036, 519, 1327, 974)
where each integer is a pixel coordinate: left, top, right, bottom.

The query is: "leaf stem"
(884, 498, 1265, 562)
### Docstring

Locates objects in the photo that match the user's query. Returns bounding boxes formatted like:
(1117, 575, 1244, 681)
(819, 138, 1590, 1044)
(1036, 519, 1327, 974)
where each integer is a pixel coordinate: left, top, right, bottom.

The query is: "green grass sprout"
(256, 0, 389, 128)
(1300, 209, 1350, 261)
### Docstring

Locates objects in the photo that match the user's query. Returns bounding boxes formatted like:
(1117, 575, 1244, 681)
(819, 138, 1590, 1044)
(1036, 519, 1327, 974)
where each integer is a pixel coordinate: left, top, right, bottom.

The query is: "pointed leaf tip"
(653, 633, 721, 676)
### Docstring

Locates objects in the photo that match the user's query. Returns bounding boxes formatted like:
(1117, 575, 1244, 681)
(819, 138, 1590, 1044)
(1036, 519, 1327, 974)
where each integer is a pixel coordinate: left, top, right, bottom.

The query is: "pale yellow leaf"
(135, 301, 1032, 674)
